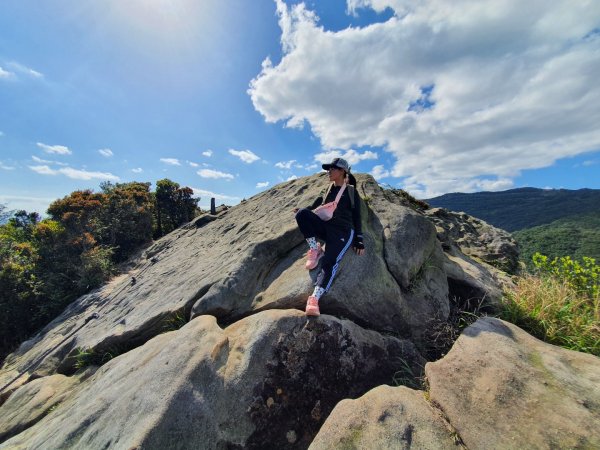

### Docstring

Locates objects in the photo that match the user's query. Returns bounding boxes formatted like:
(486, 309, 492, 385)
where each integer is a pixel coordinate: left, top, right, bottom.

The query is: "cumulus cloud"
(202, 150, 213, 157)
(286, 175, 298, 181)
(131, 168, 143, 173)
(229, 149, 260, 163)
(187, 161, 199, 167)
(0, 162, 15, 170)
(197, 169, 235, 180)
(28, 165, 119, 181)
(314, 149, 378, 167)
(275, 159, 297, 169)
(370, 165, 391, 180)
(249, 0, 600, 197)
(160, 158, 181, 166)
(37, 142, 72, 155)
(256, 181, 270, 188)
(98, 148, 114, 157)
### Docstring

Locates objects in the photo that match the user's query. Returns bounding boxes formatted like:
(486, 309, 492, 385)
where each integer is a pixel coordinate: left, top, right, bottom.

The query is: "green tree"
(98, 181, 154, 261)
(154, 179, 199, 238)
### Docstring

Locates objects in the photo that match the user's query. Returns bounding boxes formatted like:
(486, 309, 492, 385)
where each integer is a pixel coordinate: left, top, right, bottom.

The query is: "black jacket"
(309, 184, 362, 235)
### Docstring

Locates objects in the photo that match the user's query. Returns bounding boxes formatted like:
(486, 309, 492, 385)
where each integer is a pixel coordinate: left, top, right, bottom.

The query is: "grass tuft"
(499, 273, 600, 356)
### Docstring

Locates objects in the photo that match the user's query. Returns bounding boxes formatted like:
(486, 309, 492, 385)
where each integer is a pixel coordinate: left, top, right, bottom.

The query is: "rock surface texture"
(426, 317, 600, 450)
(2, 174, 593, 449)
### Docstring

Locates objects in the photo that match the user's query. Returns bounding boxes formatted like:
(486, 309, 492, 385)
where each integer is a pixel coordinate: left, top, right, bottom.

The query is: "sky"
(1, 0, 599, 215)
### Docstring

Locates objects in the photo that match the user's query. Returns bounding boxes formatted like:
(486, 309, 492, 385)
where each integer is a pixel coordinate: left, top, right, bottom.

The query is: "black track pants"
(295, 208, 354, 292)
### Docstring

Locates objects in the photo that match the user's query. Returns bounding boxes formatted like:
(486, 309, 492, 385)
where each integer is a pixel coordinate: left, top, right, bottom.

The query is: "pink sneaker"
(305, 245, 323, 270)
(305, 296, 320, 316)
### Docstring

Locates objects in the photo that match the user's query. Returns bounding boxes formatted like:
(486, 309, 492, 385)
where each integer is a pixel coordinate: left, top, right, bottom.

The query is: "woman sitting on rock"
(294, 157, 365, 316)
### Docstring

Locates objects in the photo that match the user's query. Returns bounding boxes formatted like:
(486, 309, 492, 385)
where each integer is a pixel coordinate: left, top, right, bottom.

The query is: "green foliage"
(162, 310, 189, 332)
(98, 181, 154, 261)
(514, 212, 600, 264)
(427, 187, 600, 232)
(72, 346, 119, 370)
(531, 252, 599, 299)
(392, 358, 423, 389)
(499, 253, 600, 356)
(0, 178, 197, 363)
(154, 179, 199, 238)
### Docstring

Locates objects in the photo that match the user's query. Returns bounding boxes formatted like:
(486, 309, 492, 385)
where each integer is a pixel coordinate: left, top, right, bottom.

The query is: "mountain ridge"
(426, 187, 600, 232)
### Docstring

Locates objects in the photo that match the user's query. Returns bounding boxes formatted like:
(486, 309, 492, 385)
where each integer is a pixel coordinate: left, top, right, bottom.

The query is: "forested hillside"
(426, 187, 600, 232)
(0, 179, 199, 362)
(514, 212, 600, 263)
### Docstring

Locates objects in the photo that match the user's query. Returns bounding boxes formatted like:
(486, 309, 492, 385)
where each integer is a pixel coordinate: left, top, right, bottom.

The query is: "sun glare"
(107, 0, 216, 47)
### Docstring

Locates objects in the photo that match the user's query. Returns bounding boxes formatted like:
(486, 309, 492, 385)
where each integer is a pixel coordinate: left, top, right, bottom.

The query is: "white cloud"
(256, 181, 270, 188)
(286, 175, 298, 181)
(191, 188, 240, 208)
(370, 165, 391, 180)
(37, 142, 72, 155)
(202, 149, 213, 157)
(229, 149, 260, 163)
(197, 168, 235, 180)
(0, 195, 56, 215)
(131, 167, 143, 173)
(8, 62, 43, 79)
(0, 162, 15, 170)
(187, 161, 199, 167)
(0, 66, 15, 79)
(160, 158, 181, 166)
(275, 159, 296, 169)
(250, 0, 600, 197)
(581, 159, 598, 167)
(29, 165, 119, 181)
(98, 148, 113, 157)
(314, 149, 378, 167)
(31, 155, 68, 166)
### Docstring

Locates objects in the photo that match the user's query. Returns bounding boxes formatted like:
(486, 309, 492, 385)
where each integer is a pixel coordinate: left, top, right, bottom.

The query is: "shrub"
(499, 253, 600, 356)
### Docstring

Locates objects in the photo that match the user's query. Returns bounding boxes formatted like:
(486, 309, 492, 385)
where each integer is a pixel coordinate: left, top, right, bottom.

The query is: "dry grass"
(500, 274, 600, 356)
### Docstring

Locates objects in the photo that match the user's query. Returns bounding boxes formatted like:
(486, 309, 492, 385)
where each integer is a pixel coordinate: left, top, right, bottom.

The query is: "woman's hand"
(353, 234, 365, 256)
(292, 207, 299, 214)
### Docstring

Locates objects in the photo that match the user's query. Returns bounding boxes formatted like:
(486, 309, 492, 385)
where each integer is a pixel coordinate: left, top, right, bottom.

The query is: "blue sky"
(1, 0, 599, 214)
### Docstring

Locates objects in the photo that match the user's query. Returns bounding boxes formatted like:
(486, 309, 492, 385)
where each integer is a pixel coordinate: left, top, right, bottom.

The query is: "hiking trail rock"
(0, 173, 529, 449)
(426, 317, 600, 449)
(309, 385, 460, 450)
(0, 310, 423, 449)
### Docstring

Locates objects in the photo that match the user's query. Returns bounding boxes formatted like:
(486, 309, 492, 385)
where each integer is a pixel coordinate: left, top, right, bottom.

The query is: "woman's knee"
(295, 208, 313, 225)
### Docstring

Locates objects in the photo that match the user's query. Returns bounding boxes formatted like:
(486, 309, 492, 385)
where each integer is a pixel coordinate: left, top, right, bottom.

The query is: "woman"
(294, 157, 365, 316)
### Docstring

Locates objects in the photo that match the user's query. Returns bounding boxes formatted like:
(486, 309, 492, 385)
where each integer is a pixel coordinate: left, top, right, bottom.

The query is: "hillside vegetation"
(514, 212, 600, 264)
(426, 187, 600, 232)
(0, 179, 198, 362)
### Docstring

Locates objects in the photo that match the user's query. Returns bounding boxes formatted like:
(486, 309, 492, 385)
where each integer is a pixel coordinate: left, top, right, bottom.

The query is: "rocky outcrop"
(426, 317, 600, 449)
(0, 173, 524, 448)
(1, 310, 423, 449)
(309, 385, 459, 449)
(313, 317, 600, 449)
(425, 207, 519, 275)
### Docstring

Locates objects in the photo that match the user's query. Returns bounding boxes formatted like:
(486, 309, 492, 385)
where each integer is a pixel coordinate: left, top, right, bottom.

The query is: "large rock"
(1, 310, 424, 449)
(0, 373, 80, 443)
(309, 385, 459, 449)
(426, 317, 600, 449)
(2, 174, 501, 394)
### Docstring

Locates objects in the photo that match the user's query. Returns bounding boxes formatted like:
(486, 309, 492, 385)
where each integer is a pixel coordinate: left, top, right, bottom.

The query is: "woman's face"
(328, 166, 346, 184)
